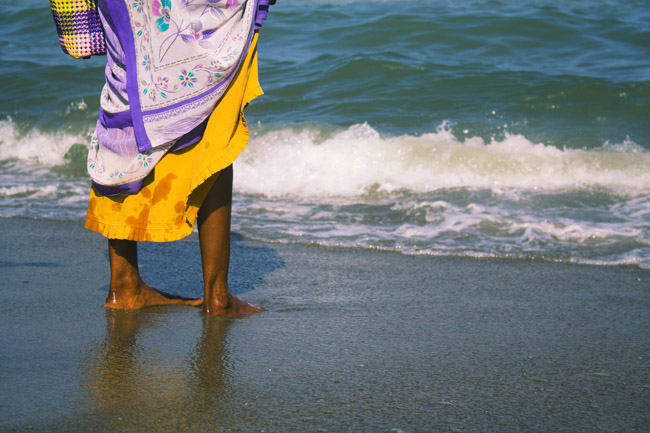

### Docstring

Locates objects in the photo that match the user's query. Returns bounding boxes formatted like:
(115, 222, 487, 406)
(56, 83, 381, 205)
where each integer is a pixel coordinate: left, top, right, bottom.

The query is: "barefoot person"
(83, 0, 274, 315)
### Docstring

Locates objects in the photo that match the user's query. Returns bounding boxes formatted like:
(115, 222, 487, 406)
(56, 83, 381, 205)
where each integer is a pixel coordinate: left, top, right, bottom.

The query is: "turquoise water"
(1, 0, 649, 267)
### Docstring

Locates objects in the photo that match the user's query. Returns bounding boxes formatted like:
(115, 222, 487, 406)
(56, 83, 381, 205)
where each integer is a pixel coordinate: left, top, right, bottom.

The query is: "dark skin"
(105, 165, 264, 316)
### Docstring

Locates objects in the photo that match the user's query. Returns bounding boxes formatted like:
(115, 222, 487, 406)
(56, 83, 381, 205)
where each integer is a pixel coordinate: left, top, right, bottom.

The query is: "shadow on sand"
(97, 232, 286, 300)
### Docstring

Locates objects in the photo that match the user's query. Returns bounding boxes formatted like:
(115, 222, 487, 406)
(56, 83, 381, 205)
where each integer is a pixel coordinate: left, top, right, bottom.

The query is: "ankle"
(203, 293, 231, 314)
(109, 273, 144, 296)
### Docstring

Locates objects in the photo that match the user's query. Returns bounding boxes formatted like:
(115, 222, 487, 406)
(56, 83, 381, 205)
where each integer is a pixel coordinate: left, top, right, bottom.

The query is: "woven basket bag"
(50, 0, 106, 59)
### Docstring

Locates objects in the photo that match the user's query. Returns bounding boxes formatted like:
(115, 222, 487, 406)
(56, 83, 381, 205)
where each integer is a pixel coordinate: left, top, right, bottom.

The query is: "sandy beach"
(0, 216, 648, 432)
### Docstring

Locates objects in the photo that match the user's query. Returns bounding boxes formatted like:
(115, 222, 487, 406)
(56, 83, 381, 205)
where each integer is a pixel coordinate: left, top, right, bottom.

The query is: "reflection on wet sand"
(82, 309, 234, 432)
(188, 316, 233, 417)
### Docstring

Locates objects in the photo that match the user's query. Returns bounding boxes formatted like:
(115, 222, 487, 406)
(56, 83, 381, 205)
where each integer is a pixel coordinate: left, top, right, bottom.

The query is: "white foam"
(235, 122, 650, 198)
(510, 219, 645, 243)
(0, 117, 89, 167)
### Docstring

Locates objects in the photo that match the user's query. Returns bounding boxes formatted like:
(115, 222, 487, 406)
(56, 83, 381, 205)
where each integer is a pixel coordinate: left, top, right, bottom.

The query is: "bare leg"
(198, 165, 264, 316)
(105, 239, 203, 309)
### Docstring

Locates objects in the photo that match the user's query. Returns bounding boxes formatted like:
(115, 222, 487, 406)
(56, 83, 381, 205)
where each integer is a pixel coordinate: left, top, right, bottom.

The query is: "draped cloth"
(87, 0, 267, 195)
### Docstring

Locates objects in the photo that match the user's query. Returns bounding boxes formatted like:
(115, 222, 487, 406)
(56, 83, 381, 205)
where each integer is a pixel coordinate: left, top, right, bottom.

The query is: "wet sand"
(0, 216, 648, 433)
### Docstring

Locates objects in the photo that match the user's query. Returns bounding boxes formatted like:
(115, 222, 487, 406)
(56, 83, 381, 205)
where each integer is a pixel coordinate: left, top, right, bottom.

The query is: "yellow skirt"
(84, 34, 262, 242)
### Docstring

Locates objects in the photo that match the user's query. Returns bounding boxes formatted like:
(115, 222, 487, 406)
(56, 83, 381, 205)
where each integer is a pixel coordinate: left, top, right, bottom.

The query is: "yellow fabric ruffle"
(84, 33, 262, 242)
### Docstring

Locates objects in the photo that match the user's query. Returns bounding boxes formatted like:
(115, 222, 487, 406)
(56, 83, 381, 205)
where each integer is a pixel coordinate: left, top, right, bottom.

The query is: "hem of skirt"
(84, 215, 194, 242)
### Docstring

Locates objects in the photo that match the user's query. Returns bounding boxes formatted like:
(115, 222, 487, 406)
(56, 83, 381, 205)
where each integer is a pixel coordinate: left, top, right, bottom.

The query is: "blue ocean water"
(1, 0, 649, 267)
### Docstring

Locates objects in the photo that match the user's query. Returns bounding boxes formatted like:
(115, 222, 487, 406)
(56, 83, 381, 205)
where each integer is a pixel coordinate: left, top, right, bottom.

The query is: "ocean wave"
(0, 117, 90, 167)
(236, 122, 650, 198)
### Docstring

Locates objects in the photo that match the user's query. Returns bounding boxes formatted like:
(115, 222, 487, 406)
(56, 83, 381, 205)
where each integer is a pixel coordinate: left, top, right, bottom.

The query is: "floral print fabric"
(88, 0, 260, 194)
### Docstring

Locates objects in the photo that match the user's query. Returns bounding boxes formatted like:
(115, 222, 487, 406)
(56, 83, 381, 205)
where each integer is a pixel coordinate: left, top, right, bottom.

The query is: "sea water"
(1, 0, 649, 268)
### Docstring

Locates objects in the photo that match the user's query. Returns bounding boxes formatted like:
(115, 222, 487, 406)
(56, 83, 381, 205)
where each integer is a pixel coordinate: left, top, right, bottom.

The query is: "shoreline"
(1, 216, 648, 432)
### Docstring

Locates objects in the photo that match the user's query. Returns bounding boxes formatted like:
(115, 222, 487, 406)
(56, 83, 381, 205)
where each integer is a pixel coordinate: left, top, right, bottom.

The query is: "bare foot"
(105, 282, 203, 310)
(203, 294, 265, 316)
